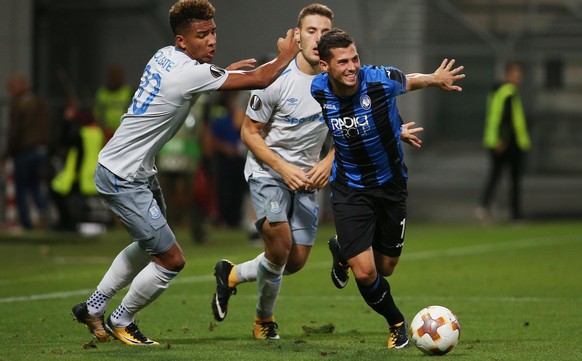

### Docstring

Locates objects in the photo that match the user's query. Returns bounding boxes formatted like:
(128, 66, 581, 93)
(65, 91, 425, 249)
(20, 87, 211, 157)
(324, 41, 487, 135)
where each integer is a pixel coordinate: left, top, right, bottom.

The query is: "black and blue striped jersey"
(311, 65, 408, 189)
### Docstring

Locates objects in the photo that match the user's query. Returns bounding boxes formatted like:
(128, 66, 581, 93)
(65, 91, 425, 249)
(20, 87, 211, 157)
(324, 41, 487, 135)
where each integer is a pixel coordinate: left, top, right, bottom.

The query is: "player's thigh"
(330, 183, 376, 261)
(289, 190, 319, 246)
(95, 165, 174, 255)
(372, 184, 407, 259)
(248, 177, 293, 232)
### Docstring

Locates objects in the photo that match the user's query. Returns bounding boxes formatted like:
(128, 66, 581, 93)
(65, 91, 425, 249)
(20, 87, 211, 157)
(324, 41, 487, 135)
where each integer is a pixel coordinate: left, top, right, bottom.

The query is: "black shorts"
(330, 179, 407, 261)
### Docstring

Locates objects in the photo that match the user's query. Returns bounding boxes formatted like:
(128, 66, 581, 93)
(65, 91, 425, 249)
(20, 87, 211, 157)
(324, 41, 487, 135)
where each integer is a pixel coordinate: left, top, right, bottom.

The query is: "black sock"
(357, 274, 404, 326)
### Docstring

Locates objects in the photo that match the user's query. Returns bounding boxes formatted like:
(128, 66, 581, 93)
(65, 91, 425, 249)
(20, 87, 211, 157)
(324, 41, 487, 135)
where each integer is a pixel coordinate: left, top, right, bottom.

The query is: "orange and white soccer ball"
(409, 305, 461, 355)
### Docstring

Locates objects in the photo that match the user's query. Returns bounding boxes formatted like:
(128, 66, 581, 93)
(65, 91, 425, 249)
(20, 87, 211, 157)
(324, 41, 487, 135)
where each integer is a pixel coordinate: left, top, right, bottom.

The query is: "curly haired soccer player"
(71, 0, 299, 346)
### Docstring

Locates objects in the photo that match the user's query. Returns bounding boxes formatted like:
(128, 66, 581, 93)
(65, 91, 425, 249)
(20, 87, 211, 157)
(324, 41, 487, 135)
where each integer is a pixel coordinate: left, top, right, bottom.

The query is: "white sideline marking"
(0, 234, 578, 304)
(0, 289, 93, 303)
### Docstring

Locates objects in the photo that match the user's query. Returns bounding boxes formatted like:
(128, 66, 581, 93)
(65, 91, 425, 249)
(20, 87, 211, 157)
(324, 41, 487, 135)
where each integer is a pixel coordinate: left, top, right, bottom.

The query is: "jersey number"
(400, 218, 406, 240)
(132, 65, 161, 115)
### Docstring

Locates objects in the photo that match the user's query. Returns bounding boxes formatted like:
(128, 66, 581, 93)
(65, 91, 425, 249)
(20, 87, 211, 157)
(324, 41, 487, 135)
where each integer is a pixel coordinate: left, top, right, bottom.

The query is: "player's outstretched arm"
(219, 29, 300, 91)
(406, 58, 465, 92)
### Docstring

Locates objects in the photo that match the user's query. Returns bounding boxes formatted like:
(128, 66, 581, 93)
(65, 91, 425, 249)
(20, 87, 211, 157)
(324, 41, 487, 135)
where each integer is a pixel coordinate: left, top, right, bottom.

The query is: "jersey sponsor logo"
(287, 97, 299, 106)
(249, 94, 262, 110)
(360, 95, 371, 110)
(283, 113, 323, 125)
(149, 204, 162, 219)
(269, 201, 281, 214)
(330, 115, 371, 138)
(210, 65, 226, 78)
(323, 103, 337, 110)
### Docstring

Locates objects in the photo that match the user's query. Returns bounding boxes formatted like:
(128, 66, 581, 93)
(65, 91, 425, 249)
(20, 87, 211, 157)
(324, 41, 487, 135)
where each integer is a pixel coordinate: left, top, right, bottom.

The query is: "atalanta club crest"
(360, 95, 371, 110)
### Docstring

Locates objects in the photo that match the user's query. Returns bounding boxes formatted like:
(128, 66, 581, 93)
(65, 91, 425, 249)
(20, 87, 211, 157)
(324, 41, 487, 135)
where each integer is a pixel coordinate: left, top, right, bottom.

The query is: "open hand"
(401, 121, 424, 148)
(434, 58, 465, 92)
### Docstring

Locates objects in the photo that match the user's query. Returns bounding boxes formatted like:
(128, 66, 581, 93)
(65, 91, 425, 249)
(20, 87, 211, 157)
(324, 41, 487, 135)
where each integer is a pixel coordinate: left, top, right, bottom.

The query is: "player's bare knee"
(284, 260, 305, 274)
(381, 266, 395, 277)
(353, 268, 378, 285)
(171, 254, 186, 272)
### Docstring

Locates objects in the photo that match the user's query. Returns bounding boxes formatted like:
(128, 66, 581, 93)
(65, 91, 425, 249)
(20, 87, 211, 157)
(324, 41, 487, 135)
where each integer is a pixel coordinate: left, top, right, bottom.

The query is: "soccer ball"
(409, 305, 461, 355)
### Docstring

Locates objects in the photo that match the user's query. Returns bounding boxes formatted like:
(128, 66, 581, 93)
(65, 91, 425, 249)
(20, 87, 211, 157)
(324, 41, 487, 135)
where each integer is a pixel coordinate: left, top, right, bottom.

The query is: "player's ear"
(319, 59, 329, 72)
(293, 27, 300, 44)
(175, 34, 186, 50)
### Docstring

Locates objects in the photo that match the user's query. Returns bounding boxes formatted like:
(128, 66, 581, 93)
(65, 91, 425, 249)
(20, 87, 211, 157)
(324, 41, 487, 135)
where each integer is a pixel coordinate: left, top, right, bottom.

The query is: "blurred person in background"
(3, 74, 53, 230)
(208, 90, 249, 229)
(93, 65, 133, 141)
(70, 0, 299, 346)
(50, 104, 105, 232)
(476, 60, 531, 224)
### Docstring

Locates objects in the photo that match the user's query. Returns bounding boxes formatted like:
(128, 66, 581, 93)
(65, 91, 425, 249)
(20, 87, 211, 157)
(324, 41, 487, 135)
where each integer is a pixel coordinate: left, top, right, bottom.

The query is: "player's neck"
(330, 79, 358, 97)
(296, 52, 322, 76)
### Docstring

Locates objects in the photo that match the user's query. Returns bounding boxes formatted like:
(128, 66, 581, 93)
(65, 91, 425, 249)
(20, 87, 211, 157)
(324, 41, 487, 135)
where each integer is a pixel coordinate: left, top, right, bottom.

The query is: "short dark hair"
(297, 3, 334, 28)
(169, 0, 215, 36)
(317, 28, 354, 62)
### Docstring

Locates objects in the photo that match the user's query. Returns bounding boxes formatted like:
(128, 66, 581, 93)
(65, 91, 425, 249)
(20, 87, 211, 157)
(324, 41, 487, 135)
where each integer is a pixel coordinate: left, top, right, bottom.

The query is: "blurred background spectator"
(93, 64, 133, 141)
(2, 74, 53, 230)
(208, 91, 249, 230)
(476, 61, 531, 224)
(50, 104, 105, 232)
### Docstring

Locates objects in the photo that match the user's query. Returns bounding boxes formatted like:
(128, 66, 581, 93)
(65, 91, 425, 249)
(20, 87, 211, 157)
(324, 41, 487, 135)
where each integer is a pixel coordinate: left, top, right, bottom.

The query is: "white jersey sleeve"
(98, 46, 228, 181)
(246, 83, 280, 125)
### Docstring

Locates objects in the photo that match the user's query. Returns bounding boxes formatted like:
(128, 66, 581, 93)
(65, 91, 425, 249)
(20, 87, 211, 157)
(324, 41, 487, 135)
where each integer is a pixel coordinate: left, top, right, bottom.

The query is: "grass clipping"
(301, 323, 335, 335)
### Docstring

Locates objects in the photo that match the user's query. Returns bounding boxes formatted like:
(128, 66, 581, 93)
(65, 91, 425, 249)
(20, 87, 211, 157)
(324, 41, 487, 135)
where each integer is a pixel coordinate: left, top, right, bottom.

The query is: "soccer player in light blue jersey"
(71, 0, 299, 346)
(311, 28, 465, 349)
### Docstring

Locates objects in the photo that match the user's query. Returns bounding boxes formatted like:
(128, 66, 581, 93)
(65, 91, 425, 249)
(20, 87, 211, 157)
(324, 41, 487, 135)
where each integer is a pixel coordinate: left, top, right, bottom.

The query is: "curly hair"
(169, 0, 216, 36)
(297, 3, 334, 28)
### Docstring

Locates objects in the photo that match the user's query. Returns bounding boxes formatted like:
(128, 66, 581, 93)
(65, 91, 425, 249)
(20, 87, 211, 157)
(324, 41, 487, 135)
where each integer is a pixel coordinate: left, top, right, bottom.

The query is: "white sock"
(86, 290, 110, 317)
(110, 262, 178, 327)
(235, 252, 264, 284)
(97, 242, 151, 298)
(88, 243, 150, 316)
(256, 254, 285, 320)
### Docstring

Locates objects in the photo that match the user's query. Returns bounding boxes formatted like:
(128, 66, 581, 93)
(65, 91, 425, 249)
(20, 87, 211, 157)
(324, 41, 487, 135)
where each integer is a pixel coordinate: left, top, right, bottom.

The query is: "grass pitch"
(1, 220, 581, 360)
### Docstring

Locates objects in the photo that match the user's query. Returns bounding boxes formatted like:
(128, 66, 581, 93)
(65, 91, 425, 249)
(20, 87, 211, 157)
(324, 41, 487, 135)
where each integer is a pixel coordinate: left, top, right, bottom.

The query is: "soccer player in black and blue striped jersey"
(311, 28, 465, 349)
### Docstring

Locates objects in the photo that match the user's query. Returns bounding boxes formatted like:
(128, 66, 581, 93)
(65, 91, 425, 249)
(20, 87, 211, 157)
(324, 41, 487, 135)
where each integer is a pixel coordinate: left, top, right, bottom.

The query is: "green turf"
(1, 221, 581, 360)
